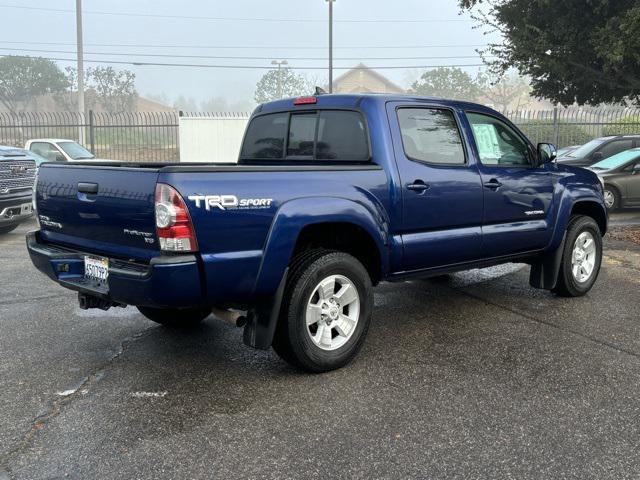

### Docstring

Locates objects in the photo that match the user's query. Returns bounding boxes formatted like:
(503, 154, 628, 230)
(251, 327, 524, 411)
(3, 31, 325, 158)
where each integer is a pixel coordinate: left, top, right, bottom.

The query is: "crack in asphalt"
(0, 327, 154, 479)
(453, 287, 640, 362)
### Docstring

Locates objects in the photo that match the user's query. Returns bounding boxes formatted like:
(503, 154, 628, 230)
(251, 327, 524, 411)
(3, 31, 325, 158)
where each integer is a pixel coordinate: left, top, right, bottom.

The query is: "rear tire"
(0, 223, 19, 234)
(552, 215, 602, 297)
(603, 185, 621, 211)
(272, 250, 373, 373)
(137, 306, 210, 328)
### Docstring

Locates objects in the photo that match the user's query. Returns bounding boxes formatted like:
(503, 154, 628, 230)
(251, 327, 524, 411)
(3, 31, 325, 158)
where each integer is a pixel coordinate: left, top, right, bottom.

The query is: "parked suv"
(557, 135, 640, 167)
(0, 146, 37, 234)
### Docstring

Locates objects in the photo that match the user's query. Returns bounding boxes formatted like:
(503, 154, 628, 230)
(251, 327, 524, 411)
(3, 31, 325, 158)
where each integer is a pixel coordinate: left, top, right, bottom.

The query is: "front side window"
(466, 112, 532, 166)
(397, 108, 465, 165)
(241, 110, 369, 162)
(598, 139, 634, 159)
(30, 142, 62, 161)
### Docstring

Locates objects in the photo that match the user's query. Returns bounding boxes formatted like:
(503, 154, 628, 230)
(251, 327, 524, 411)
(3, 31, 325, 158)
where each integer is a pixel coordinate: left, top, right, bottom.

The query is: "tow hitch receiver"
(78, 293, 125, 311)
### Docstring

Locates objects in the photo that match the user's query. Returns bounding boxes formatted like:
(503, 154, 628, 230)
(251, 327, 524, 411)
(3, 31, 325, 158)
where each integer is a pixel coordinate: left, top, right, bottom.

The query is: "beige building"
(333, 63, 406, 94)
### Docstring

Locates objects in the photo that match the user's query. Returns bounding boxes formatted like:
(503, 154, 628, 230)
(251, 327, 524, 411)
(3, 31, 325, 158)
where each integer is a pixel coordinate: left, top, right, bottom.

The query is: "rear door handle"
(77, 182, 99, 194)
(483, 179, 503, 190)
(406, 180, 430, 192)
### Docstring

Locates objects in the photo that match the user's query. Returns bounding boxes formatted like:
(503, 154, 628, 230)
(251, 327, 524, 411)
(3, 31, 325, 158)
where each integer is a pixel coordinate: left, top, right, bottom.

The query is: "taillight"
(155, 183, 198, 252)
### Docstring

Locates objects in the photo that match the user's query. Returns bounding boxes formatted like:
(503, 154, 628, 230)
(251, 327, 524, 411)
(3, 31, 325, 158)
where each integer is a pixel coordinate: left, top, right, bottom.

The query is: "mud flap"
(243, 267, 289, 350)
(529, 235, 566, 290)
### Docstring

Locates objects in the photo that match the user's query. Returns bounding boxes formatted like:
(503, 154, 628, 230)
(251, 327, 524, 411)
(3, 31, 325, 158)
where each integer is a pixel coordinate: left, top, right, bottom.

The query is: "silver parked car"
(589, 148, 640, 210)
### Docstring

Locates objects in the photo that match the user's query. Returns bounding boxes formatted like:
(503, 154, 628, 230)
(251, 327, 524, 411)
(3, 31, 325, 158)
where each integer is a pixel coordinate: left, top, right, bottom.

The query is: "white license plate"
(20, 203, 32, 215)
(84, 256, 109, 282)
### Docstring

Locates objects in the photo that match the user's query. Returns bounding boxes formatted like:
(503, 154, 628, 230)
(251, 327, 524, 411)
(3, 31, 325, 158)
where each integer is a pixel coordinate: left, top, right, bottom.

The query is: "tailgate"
(36, 164, 160, 260)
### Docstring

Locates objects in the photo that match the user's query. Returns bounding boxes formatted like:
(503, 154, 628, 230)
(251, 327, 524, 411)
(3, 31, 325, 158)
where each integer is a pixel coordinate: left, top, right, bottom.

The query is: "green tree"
(411, 67, 481, 101)
(61, 66, 137, 112)
(0, 57, 68, 113)
(477, 73, 533, 113)
(254, 67, 309, 104)
(88, 66, 137, 112)
(459, 0, 640, 105)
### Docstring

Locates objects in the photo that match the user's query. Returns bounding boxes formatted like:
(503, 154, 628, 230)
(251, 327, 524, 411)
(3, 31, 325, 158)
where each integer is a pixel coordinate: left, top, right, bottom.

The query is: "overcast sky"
(0, 0, 501, 108)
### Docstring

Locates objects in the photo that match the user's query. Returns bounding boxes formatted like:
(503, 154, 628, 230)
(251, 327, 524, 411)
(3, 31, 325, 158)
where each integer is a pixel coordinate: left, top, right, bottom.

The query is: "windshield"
(591, 149, 640, 170)
(564, 138, 608, 158)
(57, 141, 95, 160)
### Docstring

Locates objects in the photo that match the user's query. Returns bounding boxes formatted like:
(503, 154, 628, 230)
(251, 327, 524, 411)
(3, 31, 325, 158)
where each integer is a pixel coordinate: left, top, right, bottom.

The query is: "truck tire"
(0, 224, 19, 234)
(136, 306, 210, 328)
(552, 215, 602, 297)
(272, 250, 373, 373)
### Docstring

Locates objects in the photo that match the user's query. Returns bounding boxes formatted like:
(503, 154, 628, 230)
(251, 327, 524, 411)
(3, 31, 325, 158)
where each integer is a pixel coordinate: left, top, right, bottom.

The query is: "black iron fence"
(0, 111, 180, 162)
(1, 108, 640, 162)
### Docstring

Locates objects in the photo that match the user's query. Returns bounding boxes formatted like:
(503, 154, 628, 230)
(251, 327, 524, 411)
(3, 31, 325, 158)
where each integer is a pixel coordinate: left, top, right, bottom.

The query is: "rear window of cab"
(240, 110, 370, 162)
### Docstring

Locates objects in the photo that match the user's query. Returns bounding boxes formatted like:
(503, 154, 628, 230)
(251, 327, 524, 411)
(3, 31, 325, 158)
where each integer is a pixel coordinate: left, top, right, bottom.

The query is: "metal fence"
(1, 107, 640, 162)
(507, 107, 640, 148)
(0, 111, 181, 162)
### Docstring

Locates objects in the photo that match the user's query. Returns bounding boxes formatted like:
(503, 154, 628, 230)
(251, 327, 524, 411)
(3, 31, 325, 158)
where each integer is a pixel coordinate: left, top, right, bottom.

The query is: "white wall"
(178, 114, 250, 163)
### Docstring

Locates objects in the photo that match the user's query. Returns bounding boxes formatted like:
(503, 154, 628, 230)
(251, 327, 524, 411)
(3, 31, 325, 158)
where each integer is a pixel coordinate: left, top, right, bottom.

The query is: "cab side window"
(466, 112, 532, 166)
(397, 108, 465, 165)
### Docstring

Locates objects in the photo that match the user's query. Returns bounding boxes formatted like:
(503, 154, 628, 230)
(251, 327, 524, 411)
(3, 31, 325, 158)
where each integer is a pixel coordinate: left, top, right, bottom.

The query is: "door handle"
(406, 180, 430, 192)
(483, 179, 503, 190)
(77, 182, 99, 194)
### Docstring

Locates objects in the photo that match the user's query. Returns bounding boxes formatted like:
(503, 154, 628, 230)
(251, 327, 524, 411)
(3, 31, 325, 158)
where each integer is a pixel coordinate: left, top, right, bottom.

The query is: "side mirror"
(592, 151, 604, 161)
(55, 153, 66, 162)
(633, 163, 640, 175)
(537, 143, 557, 165)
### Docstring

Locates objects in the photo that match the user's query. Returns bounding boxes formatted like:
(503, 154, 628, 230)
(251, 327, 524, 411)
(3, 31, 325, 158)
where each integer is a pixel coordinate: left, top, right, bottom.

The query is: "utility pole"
(326, 0, 335, 93)
(76, 0, 85, 143)
(271, 59, 288, 99)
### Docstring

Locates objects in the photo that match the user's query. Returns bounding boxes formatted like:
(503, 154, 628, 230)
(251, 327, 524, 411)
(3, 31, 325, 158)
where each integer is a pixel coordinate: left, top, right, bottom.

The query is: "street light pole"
(271, 59, 288, 99)
(76, 0, 85, 143)
(327, 0, 335, 93)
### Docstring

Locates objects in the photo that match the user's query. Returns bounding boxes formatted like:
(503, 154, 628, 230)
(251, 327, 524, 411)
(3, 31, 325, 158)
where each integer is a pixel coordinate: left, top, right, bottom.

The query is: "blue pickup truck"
(28, 94, 607, 372)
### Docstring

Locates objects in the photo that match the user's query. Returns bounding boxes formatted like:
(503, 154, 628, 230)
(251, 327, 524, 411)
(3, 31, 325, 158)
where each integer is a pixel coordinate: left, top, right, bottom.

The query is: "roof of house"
(332, 64, 406, 94)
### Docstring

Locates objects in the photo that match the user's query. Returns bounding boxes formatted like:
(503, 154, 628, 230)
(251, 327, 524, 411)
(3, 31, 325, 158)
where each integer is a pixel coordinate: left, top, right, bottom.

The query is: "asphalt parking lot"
(1, 217, 640, 480)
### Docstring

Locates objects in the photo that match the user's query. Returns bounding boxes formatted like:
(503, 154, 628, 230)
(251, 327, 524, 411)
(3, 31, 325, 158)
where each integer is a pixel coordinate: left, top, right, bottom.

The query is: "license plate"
(20, 203, 32, 215)
(84, 256, 109, 282)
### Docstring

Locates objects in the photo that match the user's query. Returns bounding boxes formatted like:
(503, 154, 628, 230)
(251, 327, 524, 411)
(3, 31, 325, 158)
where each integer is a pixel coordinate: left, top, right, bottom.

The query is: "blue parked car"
(27, 94, 607, 372)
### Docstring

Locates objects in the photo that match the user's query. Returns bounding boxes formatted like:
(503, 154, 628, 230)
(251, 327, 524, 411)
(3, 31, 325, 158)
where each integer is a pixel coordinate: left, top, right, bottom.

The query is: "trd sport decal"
(188, 194, 274, 211)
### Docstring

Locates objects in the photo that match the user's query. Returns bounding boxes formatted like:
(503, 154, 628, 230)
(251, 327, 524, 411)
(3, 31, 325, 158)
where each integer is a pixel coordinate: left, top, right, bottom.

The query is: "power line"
(0, 40, 489, 50)
(0, 3, 473, 23)
(0, 54, 486, 70)
(0, 47, 491, 62)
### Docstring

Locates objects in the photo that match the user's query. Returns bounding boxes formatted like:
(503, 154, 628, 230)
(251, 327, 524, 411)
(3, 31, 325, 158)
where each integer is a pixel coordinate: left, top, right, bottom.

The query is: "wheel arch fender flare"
(243, 197, 389, 350)
(253, 196, 390, 297)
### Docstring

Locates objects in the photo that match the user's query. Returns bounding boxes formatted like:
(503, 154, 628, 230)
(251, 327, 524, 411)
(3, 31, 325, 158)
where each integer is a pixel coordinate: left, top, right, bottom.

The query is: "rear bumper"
(0, 193, 34, 226)
(26, 231, 204, 308)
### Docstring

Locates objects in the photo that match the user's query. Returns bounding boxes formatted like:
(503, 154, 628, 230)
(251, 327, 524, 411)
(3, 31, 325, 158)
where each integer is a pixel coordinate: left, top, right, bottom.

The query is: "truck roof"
(27, 139, 74, 144)
(257, 93, 498, 115)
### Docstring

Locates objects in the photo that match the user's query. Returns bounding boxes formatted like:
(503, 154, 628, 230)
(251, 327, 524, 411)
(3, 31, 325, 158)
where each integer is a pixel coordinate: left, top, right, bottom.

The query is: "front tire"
(272, 250, 373, 373)
(137, 306, 210, 328)
(0, 223, 19, 234)
(552, 215, 602, 297)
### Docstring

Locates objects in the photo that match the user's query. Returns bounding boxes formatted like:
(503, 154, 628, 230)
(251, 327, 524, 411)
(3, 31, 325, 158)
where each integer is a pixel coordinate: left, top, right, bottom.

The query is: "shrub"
(514, 120, 592, 148)
(602, 115, 640, 136)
